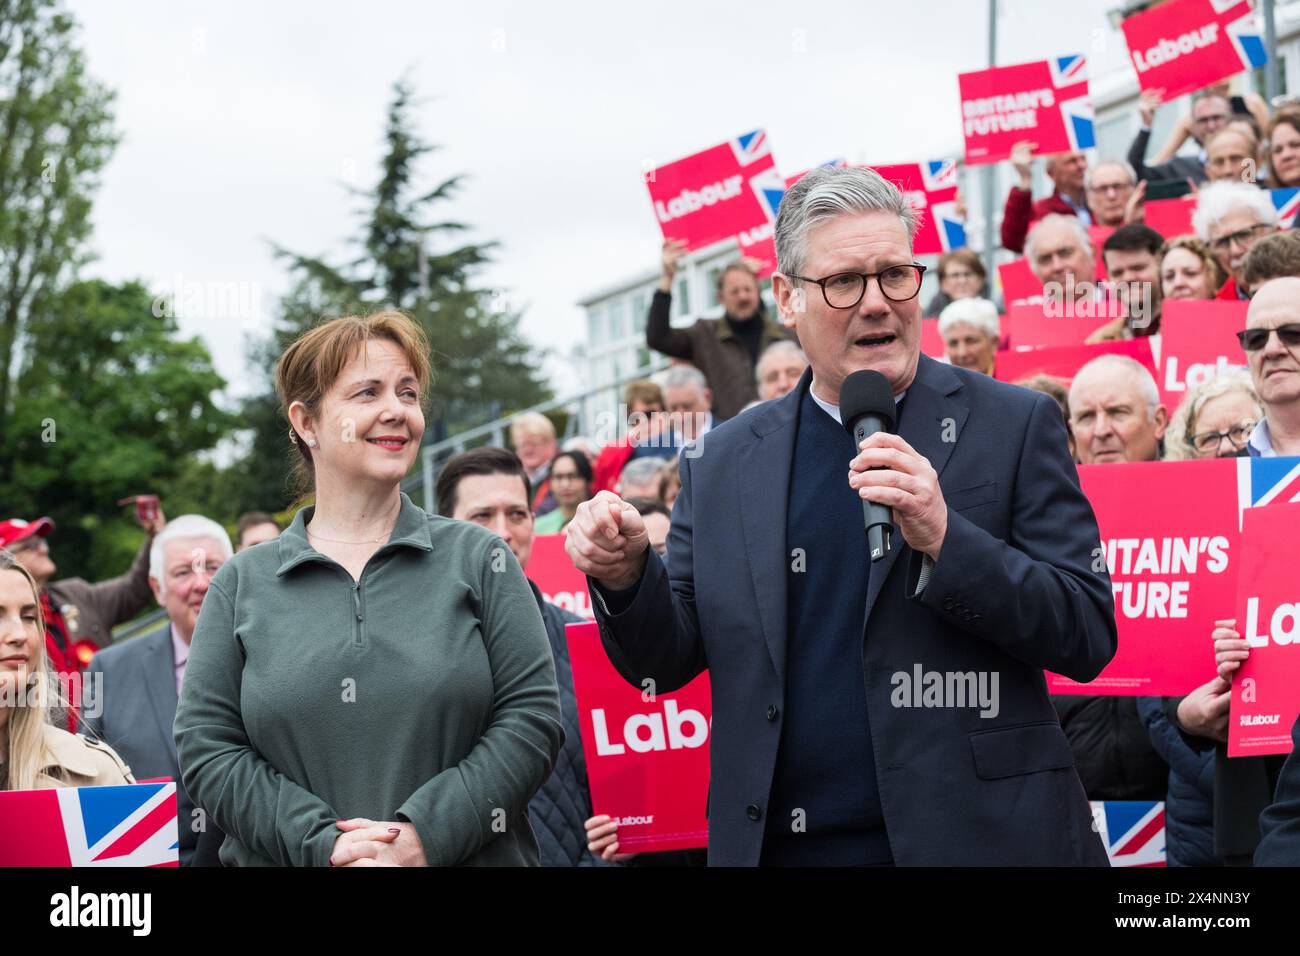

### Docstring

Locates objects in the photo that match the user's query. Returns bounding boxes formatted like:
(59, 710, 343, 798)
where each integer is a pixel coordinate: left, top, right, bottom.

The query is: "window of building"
(674, 277, 690, 316)
(632, 292, 649, 332)
(588, 305, 605, 346)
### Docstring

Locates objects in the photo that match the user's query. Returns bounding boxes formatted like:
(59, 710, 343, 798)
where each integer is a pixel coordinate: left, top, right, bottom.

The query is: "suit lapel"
(737, 375, 804, 684)
(143, 624, 181, 766)
(863, 356, 969, 625)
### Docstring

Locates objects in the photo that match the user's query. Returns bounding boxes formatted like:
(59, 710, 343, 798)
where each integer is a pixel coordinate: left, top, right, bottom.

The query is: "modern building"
(573, 2, 1300, 424)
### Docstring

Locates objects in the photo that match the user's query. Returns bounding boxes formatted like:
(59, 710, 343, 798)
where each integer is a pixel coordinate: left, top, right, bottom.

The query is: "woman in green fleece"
(174, 312, 563, 866)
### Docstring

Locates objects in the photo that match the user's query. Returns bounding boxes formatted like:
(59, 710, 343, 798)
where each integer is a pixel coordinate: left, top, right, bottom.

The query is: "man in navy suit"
(83, 514, 232, 866)
(565, 165, 1118, 866)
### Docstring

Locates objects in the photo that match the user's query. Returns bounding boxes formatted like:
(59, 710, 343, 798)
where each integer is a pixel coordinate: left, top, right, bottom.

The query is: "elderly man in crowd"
(83, 514, 232, 865)
(1087, 224, 1166, 341)
(662, 364, 715, 442)
(1192, 182, 1280, 301)
(755, 340, 808, 401)
(1060, 355, 1171, 804)
(616, 456, 666, 501)
(1026, 214, 1100, 306)
(510, 411, 560, 516)
(937, 297, 999, 377)
(647, 241, 794, 421)
(1240, 276, 1300, 457)
(1000, 143, 1090, 254)
(1084, 160, 1138, 229)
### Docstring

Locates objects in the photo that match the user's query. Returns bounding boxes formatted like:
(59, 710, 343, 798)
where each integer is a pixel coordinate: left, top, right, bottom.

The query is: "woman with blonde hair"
(0, 549, 133, 791)
(1163, 368, 1262, 461)
(175, 310, 562, 866)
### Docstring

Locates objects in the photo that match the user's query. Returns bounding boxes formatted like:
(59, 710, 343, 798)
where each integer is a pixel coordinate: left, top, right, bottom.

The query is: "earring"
(306, 438, 318, 448)
(288, 430, 299, 445)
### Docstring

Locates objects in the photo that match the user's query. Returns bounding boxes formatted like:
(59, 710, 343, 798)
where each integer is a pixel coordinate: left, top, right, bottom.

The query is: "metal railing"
(401, 356, 669, 511)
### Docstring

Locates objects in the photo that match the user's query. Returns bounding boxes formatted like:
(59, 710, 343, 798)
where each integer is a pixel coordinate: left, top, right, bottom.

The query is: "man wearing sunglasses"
(1239, 276, 1300, 457)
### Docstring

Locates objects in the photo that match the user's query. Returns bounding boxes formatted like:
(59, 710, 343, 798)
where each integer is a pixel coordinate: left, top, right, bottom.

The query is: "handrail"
(402, 356, 670, 510)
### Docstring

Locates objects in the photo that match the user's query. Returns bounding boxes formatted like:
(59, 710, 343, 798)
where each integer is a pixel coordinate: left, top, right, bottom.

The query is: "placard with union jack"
(1122, 0, 1268, 101)
(870, 159, 966, 255)
(0, 781, 180, 867)
(959, 55, 1095, 165)
(645, 129, 783, 252)
(1091, 801, 1167, 867)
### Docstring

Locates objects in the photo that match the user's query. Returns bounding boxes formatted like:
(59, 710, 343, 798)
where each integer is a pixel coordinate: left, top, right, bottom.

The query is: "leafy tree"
(1, 278, 236, 581)
(0, 0, 117, 469)
(232, 78, 550, 512)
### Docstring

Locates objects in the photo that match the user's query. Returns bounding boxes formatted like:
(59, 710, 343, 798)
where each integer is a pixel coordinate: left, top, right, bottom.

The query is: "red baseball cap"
(0, 516, 55, 550)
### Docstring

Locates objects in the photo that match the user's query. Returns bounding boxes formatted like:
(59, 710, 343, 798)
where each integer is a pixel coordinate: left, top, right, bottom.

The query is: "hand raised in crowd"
(1175, 675, 1233, 743)
(1137, 87, 1164, 127)
(329, 818, 427, 867)
(1213, 618, 1251, 681)
(659, 238, 688, 291)
(953, 187, 968, 223)
(1123, 179, 1147, 225)
(584, 814, 638, 863)
(848, 433, 948, 561)
(565, 490, 650, 592)
(1009, 140, 1037, 190)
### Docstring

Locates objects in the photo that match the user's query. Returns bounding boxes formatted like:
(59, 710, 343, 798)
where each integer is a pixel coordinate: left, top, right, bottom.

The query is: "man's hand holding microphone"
(565, 490, 651, 591)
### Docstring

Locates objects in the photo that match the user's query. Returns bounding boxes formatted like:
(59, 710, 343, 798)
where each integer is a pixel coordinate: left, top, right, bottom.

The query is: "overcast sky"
(70, 0, 1128, 401)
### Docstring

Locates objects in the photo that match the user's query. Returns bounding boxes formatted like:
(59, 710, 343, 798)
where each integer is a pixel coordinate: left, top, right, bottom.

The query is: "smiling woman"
(0, 551, 134, 793)
(173, 311, 563, 867)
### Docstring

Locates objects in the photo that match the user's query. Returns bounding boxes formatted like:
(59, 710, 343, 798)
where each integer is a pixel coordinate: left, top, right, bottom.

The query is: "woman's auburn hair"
(274, 311, 433, 482)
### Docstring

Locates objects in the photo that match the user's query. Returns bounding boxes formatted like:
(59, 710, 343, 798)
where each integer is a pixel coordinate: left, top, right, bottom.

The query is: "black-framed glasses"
(785, 263, 926, 309)
(1188, 419, 1256, 454)
(1236, 323, 1300, 351)
(1211, 223, 1270, 253)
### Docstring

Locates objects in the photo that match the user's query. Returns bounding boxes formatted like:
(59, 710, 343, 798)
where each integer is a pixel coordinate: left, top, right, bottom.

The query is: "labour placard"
(959, 55, 1095, 165)
(1122, 0, 1269, 102)
(646, 130, 785, 252)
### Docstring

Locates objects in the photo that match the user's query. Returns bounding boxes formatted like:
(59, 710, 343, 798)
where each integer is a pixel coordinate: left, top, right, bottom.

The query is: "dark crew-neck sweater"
(761, 387, 893, 866)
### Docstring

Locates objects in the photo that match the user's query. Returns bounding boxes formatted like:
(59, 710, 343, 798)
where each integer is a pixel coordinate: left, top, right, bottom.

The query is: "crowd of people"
(5, 71, 1300, 869)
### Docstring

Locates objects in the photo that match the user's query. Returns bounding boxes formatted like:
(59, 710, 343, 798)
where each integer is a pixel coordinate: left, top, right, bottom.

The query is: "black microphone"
(839, 369, 897, 562)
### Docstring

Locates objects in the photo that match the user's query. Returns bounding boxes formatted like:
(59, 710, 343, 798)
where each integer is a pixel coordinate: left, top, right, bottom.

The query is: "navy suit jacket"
(591, 355, 1117, 866)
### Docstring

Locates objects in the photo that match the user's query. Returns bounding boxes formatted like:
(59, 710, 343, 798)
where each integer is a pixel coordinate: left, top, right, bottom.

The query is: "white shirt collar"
(808, 383, 906, 426)
(1249, 419, 1276, 457)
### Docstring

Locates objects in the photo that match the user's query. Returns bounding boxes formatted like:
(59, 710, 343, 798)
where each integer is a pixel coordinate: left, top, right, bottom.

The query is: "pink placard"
(1122, 0, 1267, 102)
(995, 337, 1157, 386)
(1006, 297, 1124, 350)
(646, 130, 783, 252)
(959, 56, 1094, 165)
(1229, 501, 1300, 756)
(1051, 459, 1239, 695)
(565, 621, 710, 853)
(1157, 299, 1249, 413)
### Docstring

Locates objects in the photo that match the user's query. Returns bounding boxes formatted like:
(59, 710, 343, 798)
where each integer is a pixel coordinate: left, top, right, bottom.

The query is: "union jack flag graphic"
(1238, 456, 1300, 528)
(1049, 53, 1088, 87)
(728, 129, 771, 167)
(1273, 187, 1300, 226)
(0, 782, 180, 867)
(1048, 54, 1096, 152)
(1217, 0, 1269, 70)
(1091, 801, 1166, 867)
(871, 159, 967, 255)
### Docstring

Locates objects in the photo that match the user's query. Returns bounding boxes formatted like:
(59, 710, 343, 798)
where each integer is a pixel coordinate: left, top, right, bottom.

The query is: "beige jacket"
(36, 723, 134, 789)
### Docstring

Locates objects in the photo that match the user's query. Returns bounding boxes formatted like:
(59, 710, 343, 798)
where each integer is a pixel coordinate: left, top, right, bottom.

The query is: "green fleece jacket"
(174, 493, 563, 867)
